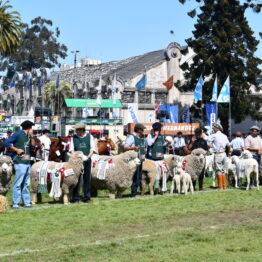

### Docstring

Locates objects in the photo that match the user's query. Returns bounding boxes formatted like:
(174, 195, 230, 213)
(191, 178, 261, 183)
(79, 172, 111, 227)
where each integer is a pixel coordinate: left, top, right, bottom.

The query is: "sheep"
(141, 155, 180, 196)
(30, 151, 88, 204)
(0, 155, 13, 196)
(170, 173, 181, 194)
(237, 150, 259, 190)
(225, 155, 240, 188)
(183, 148, 207, 190)
(180, 170, 194, 195)
(0, 195, 8, 213)
(91, 151, 140, 199)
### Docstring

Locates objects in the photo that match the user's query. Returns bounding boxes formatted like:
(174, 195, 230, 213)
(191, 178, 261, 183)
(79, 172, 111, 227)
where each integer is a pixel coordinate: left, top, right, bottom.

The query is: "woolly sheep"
(91, 151, 140, 199)
(180, 170, 194, 195)
(0, 155, 13, 196)
(141, 155, 180, 196)
(30, 151, 88, 204)
(183, 148, 206, 188)
(237, 150, 259, 190)
(0, 195, 8, 213)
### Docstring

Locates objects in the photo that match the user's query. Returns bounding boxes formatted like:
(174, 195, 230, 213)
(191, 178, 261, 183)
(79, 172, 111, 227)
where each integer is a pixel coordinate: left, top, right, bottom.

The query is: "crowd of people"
(2, 119, 262, 209)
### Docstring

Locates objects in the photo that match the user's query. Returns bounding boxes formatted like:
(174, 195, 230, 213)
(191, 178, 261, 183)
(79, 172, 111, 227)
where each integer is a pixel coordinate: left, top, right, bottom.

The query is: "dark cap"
(20, 120, 35, 129)
(134, 123, 146, 131)
(152, 122, 162, 130)
(7, 130, 12, 133)
(103, 130, 109, 135)
(42, 129, 50, 134)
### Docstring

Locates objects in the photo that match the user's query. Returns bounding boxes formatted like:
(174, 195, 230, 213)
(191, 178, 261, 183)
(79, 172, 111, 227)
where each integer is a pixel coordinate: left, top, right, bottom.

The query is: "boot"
(217, 174, 223, 190)
(222, 174, 227, 189)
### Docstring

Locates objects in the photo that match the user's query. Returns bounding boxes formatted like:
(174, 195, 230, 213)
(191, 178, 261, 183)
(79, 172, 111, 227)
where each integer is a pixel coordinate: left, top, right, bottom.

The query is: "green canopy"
(65, 99, 122, 108)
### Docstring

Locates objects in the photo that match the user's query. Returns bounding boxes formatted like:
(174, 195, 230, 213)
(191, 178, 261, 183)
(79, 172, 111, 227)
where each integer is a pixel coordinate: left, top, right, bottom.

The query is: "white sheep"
(237, 150, 259, 190)
(91, 151, 140, 199)
(0, 155, 13, 196)
(180, 170, 194, 195)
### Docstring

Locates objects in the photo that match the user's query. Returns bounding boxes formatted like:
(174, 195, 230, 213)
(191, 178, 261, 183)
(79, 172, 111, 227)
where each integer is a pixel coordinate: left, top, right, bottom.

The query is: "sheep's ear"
(67, 152, 72, 157)
(123, 157, 130, 163)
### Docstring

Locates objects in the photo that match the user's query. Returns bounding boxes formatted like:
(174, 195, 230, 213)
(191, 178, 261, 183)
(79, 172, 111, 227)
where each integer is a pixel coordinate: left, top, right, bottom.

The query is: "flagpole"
(229, 100, 231, 138)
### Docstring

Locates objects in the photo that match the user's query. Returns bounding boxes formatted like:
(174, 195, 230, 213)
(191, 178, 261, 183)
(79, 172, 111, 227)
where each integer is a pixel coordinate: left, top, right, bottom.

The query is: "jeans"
(13, 164, 31, 207)
(72, 158, 92, 201)
(131, 164, 142, 196)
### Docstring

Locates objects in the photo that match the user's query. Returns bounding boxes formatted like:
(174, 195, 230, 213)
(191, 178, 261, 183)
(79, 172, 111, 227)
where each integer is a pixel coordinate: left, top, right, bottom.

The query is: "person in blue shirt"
(4, 120, 35, 209)
(230, 132, 244, 156)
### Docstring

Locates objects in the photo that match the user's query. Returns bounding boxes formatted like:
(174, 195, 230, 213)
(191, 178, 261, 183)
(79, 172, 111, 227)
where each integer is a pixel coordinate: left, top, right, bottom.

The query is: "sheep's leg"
(234, 172, 239, 188)
(212, 171, 216, 187)
(170, 179, 175, 194)
(190, 181, 194, 194)
(108, 193, 116, 199)
(177, 181, 181, 194)
(63, 194, 69, 205)
(246, 175, 250, 190)
(116, 191, 122, 198)
(141, 173, 146, 196)
(184, 182, 188, 195)
(256, 173, 259, 190)
(31, 193, 37, 205)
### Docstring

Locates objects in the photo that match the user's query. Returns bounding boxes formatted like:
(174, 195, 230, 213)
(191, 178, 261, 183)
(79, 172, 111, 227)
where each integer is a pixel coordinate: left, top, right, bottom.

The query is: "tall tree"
(0, 0, 22, 56)
(43, 81, 72, 115)
(177, 0, 261, 129)
(1, 16, 67, 74)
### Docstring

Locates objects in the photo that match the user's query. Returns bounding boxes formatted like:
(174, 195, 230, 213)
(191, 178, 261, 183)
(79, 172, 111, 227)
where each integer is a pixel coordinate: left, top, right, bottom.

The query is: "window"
(121, 91, 135, 103)
(138, 91, 151, 103)
(155, 92, 167, 104)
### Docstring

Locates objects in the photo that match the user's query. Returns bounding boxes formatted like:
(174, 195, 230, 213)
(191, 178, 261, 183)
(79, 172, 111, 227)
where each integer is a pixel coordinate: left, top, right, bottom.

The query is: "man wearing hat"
(146, 122, 165, 160)
(124, 123, 146, 197)
(4, 120, 35, 209)
(69, 122, 95, 203)
(208, 123, 230, 190)
(39, 129, 51, 161)
(230, 132, 244, 156)
(245, 125, 262, 164)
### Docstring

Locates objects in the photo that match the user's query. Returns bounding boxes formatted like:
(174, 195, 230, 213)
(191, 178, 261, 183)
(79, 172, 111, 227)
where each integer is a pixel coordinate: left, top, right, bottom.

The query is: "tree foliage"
(1, 16, 67, 74)
(43, 81, 72, 115)
(0, 0, 22, 56)
(177, 0, 261, 129)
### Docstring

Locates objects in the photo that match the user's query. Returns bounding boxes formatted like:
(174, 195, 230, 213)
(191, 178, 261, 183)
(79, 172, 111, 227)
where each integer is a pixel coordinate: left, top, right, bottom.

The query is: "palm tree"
(0, 0, 22, 56)
(43, 81, 72, 115)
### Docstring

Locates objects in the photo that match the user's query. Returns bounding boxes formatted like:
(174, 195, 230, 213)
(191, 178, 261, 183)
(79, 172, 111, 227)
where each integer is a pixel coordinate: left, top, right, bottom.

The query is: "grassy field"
(1, 179, 262, 262)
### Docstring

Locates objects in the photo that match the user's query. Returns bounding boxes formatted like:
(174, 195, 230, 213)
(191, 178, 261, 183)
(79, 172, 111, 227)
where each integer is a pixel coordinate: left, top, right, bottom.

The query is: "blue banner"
(206, 103, 218, 126)
(217, 76, 230, 103)
(56, 73, 60, 89)
(182, 106, 190, 123)
(193, 75, 204, 103)
(135, 74, 146, 91)
(210, 75, 218, 102)
(159, 104, 178, 123)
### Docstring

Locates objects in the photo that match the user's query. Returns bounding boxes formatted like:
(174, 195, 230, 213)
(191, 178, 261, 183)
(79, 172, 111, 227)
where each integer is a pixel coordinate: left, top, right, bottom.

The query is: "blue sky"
(11, 0, 262, 66)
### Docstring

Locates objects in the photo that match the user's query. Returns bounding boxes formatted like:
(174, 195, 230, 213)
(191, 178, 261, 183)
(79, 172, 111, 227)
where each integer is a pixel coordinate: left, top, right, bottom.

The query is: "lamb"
(180, 170, 194, 195)
(183, 148, 206, 190)
(0, 155, 13, 196)
(225, 155, 240, 188)
(170, 173, 181, 194)
(91, 151, 140, 199)
(141, 155, 180, 195)
(237, 150, 259, 190)
(0, 195, 8, 213)
(30, 151, 88, 204)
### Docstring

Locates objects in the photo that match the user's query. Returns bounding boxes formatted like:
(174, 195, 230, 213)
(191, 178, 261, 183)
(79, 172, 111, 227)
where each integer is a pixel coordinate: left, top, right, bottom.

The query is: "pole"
(201, 100, 204, 128)
(229, 101, 231, 139)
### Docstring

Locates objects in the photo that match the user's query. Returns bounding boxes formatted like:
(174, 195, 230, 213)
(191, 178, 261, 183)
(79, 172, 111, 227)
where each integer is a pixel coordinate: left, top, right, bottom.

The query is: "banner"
(82, 108, 93, 118)
(159, 104, 178, 123)
(162, 75, 174, 91)
(127, 103, 138, 123)
(135, 74, 146, 91)
(217, 76, 230, 103)
(128, 123, 200, 136)
(193, 75, 204, 103)
(181, 106, 190, 123)
(210, 75, 218, 102)
(206, 103, 218, 126)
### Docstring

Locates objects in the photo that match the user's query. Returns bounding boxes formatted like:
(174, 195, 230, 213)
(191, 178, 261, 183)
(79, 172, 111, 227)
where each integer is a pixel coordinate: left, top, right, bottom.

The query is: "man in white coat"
(39, 129, 51, 161)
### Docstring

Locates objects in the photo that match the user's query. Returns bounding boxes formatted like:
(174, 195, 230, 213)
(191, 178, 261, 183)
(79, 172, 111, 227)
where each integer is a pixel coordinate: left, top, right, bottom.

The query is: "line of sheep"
(0, 148, 260, 213)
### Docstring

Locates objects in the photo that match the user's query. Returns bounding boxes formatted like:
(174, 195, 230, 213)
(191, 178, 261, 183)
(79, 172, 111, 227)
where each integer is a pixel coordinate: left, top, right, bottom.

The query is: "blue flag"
(0, 76, 4, 93)
(25, 72, 31, 90)
(56, 73, 60, 89)
(217, 76, 230, 103)
(194, 75, 204, 103)
(182, 106, 190, 123)
(206, 103, 218, 126)
(9, 73, 16, 88)
(159, 104, 178, 123)
(135, 74, 146, 91)
(210, 75, 218, 102)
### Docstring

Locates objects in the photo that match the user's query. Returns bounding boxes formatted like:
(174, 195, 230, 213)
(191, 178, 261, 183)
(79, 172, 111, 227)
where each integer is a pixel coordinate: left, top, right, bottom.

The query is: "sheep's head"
(68, 151, 89, 162)
(240, 150, 253, 159)
(121, 151, 139, 164)
(231, 155, 240, 164)
(191, 148, 207, 156)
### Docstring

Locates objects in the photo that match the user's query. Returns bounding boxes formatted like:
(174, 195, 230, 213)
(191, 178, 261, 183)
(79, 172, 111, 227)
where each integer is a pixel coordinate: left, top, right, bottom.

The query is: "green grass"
(1, 179, 262, 261)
